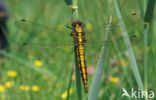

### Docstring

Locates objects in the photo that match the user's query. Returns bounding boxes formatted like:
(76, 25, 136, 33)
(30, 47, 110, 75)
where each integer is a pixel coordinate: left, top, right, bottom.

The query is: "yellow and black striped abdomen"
(76, 32, 88, 93)
(76, 43, 88, 93)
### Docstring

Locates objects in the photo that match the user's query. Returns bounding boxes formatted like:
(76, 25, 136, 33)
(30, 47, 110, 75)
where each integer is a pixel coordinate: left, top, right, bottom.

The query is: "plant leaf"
(88, 15, 112, 100)
(114, 0, 144, 91)
(64, 0, 73, 6)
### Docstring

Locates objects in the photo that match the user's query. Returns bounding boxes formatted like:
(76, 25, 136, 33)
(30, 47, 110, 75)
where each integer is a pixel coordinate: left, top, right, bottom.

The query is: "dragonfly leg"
(66, 23, 73, 29)
(83, 30, 89, 34)
(82, 23, 86, 28)
(70, 32, 73, 36)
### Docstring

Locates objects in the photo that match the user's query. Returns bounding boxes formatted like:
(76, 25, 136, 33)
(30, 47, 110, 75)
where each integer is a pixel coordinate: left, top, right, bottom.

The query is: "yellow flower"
(57, 25, 64, 31)
(32, 86, 39, 92)
(0, 85, 5, 92)
(109, 77, 119, 83)
(7, 70, 18, 77)
(34, 60, 43, 67)
(61, 88, 73, 99)
(20, 85, 30, 91)
(120, 59, 128, 67)
(61, 91, 68, 99)
(5, 81, 14, 88)
(69, 88, 72, 94)
(86, 23, 93, 31)
(20, 85, 25, 91)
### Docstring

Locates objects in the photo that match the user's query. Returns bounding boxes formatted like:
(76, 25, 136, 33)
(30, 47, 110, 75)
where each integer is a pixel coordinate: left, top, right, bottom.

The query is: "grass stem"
(114, 0, 144, 91)
(88, 15, 112, 100)
(143, 24, 148, 91)
(71, 0, 81, 99)
(66, 64, 74, 100)
(72, 0, 78, 20)
(143, 0, 156, 91)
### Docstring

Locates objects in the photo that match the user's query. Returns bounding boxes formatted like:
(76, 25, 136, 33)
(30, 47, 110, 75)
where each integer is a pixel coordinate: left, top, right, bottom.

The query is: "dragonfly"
(15, 13, 142, 93)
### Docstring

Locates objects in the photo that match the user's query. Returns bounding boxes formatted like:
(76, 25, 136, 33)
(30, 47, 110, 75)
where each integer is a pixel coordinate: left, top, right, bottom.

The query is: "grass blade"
(64, 0, 72, 7)
(74, 47, 82, 100)
(71, 0, 81, 99)
(143, 24, 149, 91)
(144, 0, 156, 23)
(144, 0, 156, 91)
(66, 64, 74, 100)
(72, 0, 78, 20)
(114, 0, 144, 91)
(88, 15, 112, 100)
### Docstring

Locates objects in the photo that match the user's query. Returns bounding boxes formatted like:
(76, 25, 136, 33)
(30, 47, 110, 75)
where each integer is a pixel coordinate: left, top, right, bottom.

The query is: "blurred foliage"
(144, 0, 156, 23)
(64, 0, 73, 7)
(0, 0, 155, 99)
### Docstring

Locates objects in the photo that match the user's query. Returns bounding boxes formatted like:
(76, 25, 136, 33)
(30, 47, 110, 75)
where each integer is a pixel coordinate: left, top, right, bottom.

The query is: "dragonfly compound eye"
(78, 21, 83, 26)
(72, 23, 76, 27)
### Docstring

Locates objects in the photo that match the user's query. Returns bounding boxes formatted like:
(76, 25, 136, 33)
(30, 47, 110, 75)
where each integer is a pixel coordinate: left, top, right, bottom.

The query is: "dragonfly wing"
(85, 12, 143, 51)
(84, 12, 142, 37)
(15, 19, 74, 49)
(85, 34, 143, 66)
(15, 19, 71, 34)
(15, 12, 142, 56)
(86, 34, 142, 50)
(15, 19, 73, 43)
(20, 42, 74, 49)
(17, 41, 75, 61)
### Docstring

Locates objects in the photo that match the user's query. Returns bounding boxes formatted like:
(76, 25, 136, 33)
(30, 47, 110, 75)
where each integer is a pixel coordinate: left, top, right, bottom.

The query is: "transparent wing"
(15, 12, 142, 50)
(85, 12, 142, 43)
(15, 19, 70, 34)
(18, 34, 141, 55)
(15, 19, 73, 47)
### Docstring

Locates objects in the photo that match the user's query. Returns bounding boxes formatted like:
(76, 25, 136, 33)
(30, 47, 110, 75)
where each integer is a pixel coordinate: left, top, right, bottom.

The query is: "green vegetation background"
(0, 0, 156, 99)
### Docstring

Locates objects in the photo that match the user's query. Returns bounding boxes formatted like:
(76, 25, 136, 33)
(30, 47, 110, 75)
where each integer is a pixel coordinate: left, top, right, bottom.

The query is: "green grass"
(0, 0, 156, 99)
(88, 14, 112, 100)
(144, 0, 156, 92)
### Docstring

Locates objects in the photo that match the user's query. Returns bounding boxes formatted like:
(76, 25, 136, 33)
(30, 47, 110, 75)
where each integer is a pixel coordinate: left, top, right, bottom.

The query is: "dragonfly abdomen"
(76, 44, 88, 93)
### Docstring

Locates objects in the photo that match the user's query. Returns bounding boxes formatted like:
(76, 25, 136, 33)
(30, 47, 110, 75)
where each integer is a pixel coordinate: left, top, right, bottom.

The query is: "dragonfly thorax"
(72, 20, 83, 32)
(71, 20, 86, 45)
(75, 25, 83, 32)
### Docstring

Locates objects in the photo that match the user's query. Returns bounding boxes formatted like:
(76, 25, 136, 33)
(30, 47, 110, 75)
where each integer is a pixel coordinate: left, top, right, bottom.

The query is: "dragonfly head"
(72, 20, 83, 27)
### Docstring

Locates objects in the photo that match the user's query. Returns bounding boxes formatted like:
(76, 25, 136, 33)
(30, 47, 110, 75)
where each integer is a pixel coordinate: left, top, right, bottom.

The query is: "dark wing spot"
(21, 19, 26, 22)
(22, 42, 28, 45)
(132, 13, 137, 15)
(132, 35, 137, 37)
